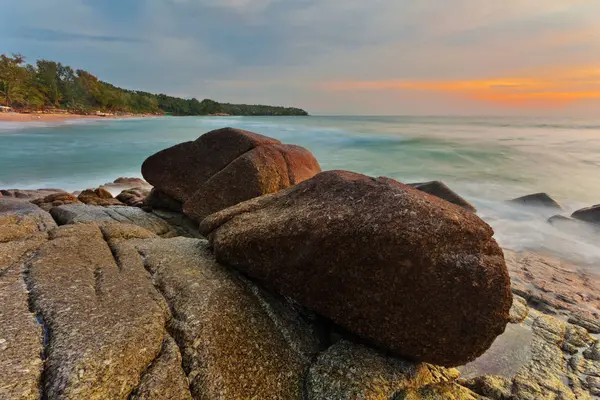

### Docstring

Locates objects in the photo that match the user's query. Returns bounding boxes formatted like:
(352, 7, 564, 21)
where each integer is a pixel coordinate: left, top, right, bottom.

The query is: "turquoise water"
(2, 115, 600, 264)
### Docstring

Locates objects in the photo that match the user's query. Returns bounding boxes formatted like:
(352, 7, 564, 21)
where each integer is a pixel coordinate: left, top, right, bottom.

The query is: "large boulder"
(117, 187, 150, 207)
(408, 181, 476, 212)
(200, 170, 512, 367)
(572, 204, 600, 226)
(142, 127, 321, 221)
(184, 144, 322, 222)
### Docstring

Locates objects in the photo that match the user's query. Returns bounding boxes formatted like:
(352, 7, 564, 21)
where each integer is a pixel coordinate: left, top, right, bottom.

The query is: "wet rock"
(547, 214, 598, 238)
(201, 170, 512, 367)
(50, 204, 179, 237)
(25, 223, 171, 399)
(78, 188, 124, 206)
(135, 237, 321, 399)
(31, 192, 82, 211)
(509, 193, 563, 210)
(142, 127, 281, 202)
(568, 313, 600, 334)
(505, 250, 600, 326)
(144, 188, 183, 212)
(307, 340, 469, 400)
(572, 204, 600, 226)
(116, 187, 150, 207)
(142, 127, 321, 221)
(184, 143, 322, 222)
(584, 341, 600, 361)
(408, 181, 476, 212)
(509, 295, 529, 324)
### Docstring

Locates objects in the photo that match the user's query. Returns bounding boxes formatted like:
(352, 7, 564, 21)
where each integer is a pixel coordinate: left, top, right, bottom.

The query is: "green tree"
(0, 54, 27, 107)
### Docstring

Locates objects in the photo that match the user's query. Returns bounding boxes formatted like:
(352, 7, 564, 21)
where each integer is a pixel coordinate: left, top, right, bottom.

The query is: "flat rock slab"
(505, 250, 600, 328)
(134, 237, 322, 399)
(26, 223, 170, 399)
(50, 204, 179, 237)
(0, 199, 56, 242)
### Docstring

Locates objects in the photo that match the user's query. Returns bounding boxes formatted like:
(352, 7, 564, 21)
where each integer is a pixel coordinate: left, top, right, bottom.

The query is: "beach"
(0, 112, 156, 123)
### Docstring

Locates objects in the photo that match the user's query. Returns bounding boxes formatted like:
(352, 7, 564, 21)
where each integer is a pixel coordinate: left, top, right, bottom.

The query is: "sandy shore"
(0, 112, 156, 123)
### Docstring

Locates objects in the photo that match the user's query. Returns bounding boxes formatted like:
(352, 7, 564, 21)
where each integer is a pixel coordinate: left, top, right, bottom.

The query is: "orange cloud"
(319, 67, 600, 108)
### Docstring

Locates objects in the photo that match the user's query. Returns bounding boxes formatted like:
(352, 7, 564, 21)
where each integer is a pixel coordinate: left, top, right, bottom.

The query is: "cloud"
(2, 0, 600, 114)
(14, 28, 144, 44)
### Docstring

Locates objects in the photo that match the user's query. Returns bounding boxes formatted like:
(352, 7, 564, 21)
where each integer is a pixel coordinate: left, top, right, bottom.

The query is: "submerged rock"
(201, 170, 512, 367)
(142, 127, 321, 221)
(572, 204, 600, 226)
(509, 193, 563, 210)
(408, 180, 476, 212)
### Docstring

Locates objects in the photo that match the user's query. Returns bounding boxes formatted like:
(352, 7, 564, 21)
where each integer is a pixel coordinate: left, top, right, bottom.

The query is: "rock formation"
(141, 127, 321, 221)
(408, 180, 476, 212)
(200, 170, 512, 366)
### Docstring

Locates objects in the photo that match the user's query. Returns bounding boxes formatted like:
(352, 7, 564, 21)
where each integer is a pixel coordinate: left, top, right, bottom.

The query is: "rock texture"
(144, 188, 183, 212)
(509, 193, 563, 210)
(141, 127, 321, 221)
(201, 170, 512, 366)
(50, 204, 179, 237)
(408, 181, 476, 212)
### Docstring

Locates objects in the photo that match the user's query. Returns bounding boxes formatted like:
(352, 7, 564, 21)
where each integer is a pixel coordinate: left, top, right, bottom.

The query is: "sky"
(2, 0, 600, 116)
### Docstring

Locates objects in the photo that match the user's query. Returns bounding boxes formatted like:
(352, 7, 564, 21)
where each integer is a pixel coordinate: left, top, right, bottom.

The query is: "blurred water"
(1, 115, 600, 266)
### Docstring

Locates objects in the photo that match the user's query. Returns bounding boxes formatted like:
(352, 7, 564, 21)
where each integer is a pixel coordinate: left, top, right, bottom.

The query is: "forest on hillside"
(0, 54, 308, 116)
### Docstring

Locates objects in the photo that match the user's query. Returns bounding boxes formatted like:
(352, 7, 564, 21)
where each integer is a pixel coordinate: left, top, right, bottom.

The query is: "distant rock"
(78, 188, 124, 206)
(142, 127, 321, 221)
(31, 192, 82, 211)
(100, 177, 152, 196)
(117, 188, 150, 208)
(408, 180, 476, 212)
(571, 204, 600, 226)
(509, 193, 563, 210)
(201, 170, 512, 367)
(0, 188, 66, 201)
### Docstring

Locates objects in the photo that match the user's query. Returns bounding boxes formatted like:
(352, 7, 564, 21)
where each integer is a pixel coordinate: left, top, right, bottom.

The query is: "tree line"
(0, 53, 308, 116)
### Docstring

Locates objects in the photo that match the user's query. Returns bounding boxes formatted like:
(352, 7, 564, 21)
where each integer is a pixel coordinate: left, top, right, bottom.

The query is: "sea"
(1, 115, 600, 267)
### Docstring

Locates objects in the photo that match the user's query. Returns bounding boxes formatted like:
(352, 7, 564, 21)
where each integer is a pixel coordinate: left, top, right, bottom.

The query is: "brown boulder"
(31, 192, 82, 211)
(200, 170, 512, 367)
(184, 144, 321, 222)
(408, 181, 476, 212)
(78, 188, 124, 206)
(141, 127, 281, 203)
(142, 127, 321, 221)
(117, 188, 150, 207)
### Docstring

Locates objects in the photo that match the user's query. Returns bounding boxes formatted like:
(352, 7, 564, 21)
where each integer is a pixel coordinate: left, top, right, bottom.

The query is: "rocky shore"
(1, 127, 599, 399)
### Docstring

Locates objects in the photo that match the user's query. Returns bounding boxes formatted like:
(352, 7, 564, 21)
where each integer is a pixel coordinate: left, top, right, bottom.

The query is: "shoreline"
(0, 112, 158, 123)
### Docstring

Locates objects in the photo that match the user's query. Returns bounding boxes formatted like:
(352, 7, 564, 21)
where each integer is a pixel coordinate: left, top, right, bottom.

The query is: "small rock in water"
(201, 170, 512, 366)
(571, 204, 600, 226)
(408, 180, 476, 212)
(509, 192, 563, 210)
